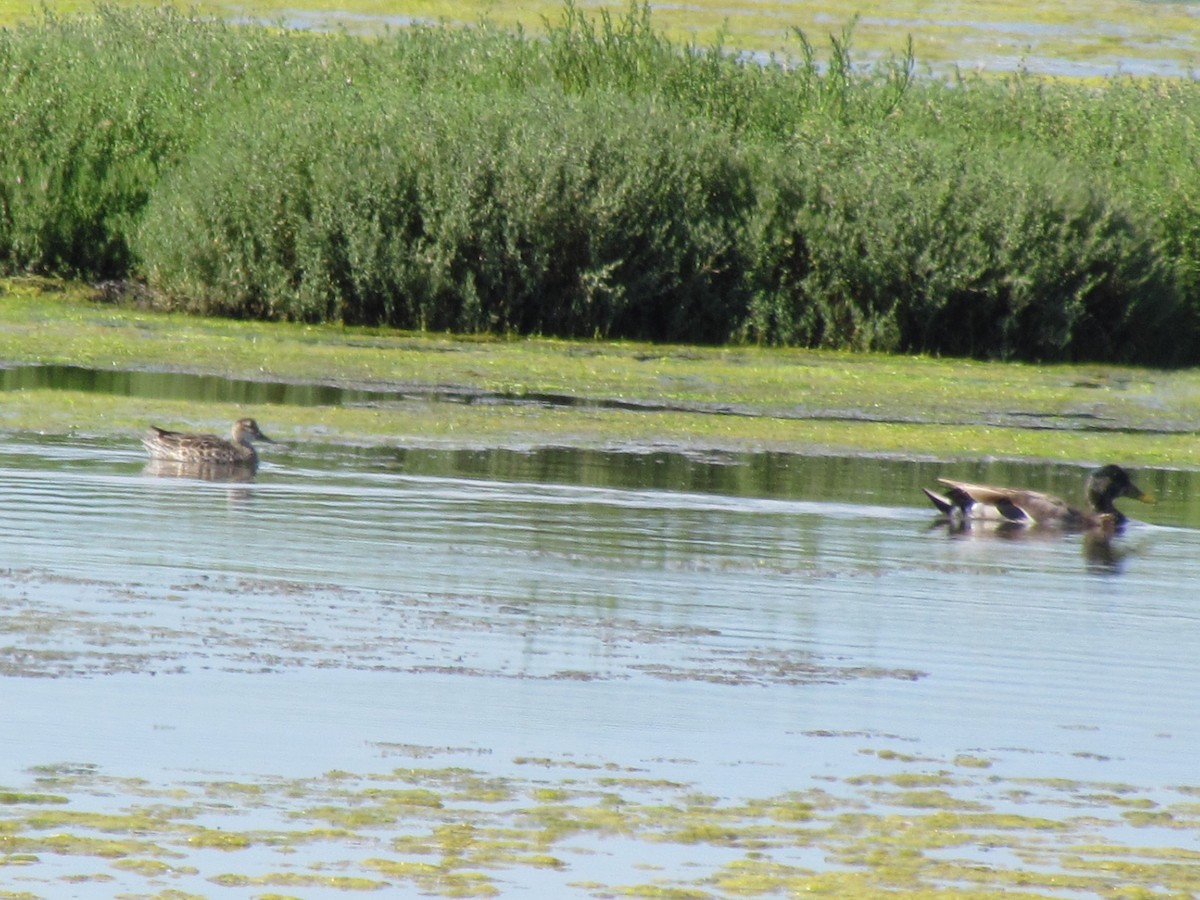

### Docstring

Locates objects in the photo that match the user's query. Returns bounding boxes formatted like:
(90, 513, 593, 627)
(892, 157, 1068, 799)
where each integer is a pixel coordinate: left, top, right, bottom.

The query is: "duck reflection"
(142, 458, 258, 484)
(1082, 521, 1128, 576)
(927, 510, 1132, 575)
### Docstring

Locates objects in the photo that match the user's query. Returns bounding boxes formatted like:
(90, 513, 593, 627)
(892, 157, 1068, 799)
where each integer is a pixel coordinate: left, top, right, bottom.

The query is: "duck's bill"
(1134, 490, 1156, 504)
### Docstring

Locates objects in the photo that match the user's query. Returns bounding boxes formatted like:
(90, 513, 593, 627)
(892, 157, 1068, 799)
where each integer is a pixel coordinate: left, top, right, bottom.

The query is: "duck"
(141, 418, 273, 466)
(923, 464, 1154, 531)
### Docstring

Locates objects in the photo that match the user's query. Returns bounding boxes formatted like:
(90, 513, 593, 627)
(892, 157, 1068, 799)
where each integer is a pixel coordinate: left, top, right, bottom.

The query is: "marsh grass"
(2, 4, 1199, 361)
(4, 280, 1200, 468)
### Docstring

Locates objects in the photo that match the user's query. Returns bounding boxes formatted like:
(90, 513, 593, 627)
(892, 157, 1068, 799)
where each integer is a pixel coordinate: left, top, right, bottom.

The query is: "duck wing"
(936, 478, 1078, 525)
(142, 426, 229, 462)
(923, 485, 977, 516)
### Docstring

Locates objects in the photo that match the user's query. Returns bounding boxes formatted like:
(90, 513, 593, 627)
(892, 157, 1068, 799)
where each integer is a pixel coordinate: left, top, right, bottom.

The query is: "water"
(2, 432, 1199, 895)
(0, 361, 724, 414)
(222, 3, 1200, 79)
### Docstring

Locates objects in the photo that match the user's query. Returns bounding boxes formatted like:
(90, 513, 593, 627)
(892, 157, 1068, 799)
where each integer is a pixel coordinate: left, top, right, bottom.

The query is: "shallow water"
(224, 3, 1200, 78)
(2, 435, 1200, 895)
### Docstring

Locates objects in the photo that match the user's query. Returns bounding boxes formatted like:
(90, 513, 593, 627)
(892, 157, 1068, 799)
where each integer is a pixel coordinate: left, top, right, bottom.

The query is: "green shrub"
(137, 89, 755, 340)
(2, 4, 1199, 361)
(744, 136, 1181, 361)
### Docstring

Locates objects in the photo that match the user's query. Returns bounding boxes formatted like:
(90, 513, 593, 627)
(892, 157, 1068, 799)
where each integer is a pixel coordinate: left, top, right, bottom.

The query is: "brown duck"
(923, 464, 1154, 531)
(141, 418, 274, 467)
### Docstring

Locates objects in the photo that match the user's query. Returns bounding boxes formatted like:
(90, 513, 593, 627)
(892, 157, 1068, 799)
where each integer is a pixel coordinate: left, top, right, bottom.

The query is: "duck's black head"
(1085, 465, 1154, 515)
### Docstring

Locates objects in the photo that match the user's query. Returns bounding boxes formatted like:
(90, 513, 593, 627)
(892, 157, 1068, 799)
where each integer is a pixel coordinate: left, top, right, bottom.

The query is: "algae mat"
(1, 280, 1199, 468)
(4, 749, 1200, 898)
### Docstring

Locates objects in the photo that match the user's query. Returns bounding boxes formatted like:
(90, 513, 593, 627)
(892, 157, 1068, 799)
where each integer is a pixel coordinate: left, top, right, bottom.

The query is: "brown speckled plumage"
(142, 418, 273, 466)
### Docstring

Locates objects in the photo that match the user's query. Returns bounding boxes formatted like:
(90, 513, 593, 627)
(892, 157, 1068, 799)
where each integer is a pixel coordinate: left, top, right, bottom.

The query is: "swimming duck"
(141, 418, 273, 466)
(923, 464, 1153, 531)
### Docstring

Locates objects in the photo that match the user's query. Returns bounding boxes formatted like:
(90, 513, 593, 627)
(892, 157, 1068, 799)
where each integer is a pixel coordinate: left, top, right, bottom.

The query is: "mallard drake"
(923, 464, 1153, 531)
(141, 418, 273, 466)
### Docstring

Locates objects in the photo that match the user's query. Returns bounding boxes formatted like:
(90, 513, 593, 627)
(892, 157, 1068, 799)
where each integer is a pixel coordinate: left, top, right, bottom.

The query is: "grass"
(2, 0, 1196, 75)
(1, 5, 1199, 362)
(2, 277, 1199, 468)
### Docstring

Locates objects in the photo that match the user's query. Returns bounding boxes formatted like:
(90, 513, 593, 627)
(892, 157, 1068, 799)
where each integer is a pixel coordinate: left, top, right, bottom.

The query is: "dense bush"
(1, 3, 1199, 362)
(135, 88, 756, 340)
(744, 137, 1178, 361)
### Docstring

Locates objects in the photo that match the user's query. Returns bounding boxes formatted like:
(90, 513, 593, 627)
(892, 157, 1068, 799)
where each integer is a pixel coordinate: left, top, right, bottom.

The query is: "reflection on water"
(1082, 526, 1129, 575)
(0, 362, 399, 407)
(926, 513, 1132, 574)
(370, 444, 1200, 529)
(225, 6, 1200, 79)
(1, 435, 1200, 893)
(143, 457, 259, 483)
(0, 361, 699, 415)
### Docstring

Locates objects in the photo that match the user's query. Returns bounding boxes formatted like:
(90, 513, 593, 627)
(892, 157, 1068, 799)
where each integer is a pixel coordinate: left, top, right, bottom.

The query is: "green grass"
(1, 5, 1199, 362)
(3, 278, 1200, 468)
(3, 0, 1196, 75)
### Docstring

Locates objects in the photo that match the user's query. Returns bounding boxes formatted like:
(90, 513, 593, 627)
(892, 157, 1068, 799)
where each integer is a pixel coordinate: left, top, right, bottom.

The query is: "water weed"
(4, 755, 1200, 898)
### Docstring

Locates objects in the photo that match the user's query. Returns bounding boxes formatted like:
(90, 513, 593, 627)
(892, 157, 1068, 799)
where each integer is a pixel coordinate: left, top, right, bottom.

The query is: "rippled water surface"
(3, 435, 1200, 895)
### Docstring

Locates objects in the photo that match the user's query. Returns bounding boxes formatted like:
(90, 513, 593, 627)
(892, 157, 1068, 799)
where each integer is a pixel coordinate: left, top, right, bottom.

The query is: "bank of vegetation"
(1, 4, 1198, 363)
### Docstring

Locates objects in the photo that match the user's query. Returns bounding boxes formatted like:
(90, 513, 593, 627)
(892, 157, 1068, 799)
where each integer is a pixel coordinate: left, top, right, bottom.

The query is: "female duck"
(142, 418, 274, 466)
(923, 464, 1153, 531)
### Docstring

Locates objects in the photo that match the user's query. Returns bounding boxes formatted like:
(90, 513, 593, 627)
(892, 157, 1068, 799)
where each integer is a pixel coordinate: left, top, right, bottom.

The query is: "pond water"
(0, 362, 692, 414)
(2, 427, 1200, 895)
(224, 3, 1200, 79)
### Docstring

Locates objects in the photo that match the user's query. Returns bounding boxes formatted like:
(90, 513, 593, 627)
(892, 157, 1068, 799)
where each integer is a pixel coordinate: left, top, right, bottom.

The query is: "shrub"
(2, 5, 1199, 361)
(136, 89, 756, 340)
(743, 135, 1183, 362)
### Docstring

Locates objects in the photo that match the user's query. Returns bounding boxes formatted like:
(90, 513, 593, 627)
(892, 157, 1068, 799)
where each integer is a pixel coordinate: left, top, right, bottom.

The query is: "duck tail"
(923, 488, 956, 515)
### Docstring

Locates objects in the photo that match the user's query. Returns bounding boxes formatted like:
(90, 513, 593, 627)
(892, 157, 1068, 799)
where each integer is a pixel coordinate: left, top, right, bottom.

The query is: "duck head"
(1085, 465, 1154, 515)
(232, 418, 274, 445)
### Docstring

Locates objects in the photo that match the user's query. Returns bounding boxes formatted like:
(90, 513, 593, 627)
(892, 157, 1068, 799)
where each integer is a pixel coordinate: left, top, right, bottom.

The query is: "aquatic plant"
(5, 754, 1200, 898)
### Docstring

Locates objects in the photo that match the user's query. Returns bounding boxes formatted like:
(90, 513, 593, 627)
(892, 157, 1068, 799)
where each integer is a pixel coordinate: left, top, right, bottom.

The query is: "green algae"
(953, 755, 993, 770)
(110, 857, 197, 876)
(877, 789, 987, 811)
(185, 830, 253, 850)
(1, 753, 1199, 898)
(866, 748, 920, 763)
(614, 886, 710, 899)
(531, 788, 572, 803)
(1, 832, 168, 858)
(357, 787, 444, 808)
(2, 280, 1200, 468)
(0, 793, 68, 805)
(363, 857, 500, 896)
(22, 810, 186, 834)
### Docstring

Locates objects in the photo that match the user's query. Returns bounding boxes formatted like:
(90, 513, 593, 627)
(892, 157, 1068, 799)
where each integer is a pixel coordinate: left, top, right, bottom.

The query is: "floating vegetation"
(4, 280, 1200, 468)
(2, 754, 1199, 897)
(0, 568, 926, 686)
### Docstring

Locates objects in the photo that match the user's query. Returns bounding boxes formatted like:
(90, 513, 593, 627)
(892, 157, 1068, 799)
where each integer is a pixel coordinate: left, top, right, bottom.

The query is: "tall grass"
(1, 3, 1198, 362)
